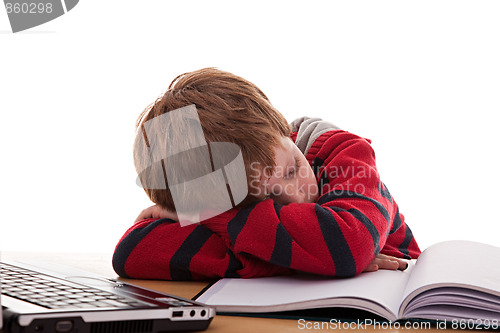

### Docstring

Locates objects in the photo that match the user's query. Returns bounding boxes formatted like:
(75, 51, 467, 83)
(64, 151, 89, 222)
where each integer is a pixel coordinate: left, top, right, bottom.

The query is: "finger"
(363, 263, 379, 273)
(134, 210, 146, 223)
(134, 205, 156, 223)
(397, 260, 409, 271)
(375, 254, 409, 271)
(384, 257, 408, 271)
(375, 259, 400, 270)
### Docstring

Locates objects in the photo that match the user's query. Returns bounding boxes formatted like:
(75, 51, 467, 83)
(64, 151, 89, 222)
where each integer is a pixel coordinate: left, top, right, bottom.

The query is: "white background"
(1, 1, 499, 254)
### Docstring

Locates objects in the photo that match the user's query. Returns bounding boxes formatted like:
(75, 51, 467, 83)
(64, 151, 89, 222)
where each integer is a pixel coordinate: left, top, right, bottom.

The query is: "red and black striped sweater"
(113, 117, 421, 280)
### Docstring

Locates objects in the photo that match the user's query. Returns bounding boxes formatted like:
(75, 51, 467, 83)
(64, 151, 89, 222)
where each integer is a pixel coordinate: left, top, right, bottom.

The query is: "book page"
(197, 263, 414, 320)
(400, 240, 500, 316)
(404, 287, 500, 314)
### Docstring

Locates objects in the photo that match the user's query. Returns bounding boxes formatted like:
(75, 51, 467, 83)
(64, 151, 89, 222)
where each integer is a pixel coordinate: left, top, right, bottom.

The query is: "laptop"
(0, 259, 214, 332)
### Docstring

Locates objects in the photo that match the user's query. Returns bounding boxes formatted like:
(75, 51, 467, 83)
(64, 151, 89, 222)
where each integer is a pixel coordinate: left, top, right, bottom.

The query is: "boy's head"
(134, 68, 297, 213)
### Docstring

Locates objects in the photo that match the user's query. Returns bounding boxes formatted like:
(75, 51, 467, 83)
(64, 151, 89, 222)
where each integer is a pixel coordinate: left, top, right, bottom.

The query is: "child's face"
(262, 137, 319, 205)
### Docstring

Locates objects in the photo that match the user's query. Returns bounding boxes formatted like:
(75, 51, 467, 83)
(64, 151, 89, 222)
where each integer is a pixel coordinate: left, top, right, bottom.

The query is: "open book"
(196, 240, 500, 323)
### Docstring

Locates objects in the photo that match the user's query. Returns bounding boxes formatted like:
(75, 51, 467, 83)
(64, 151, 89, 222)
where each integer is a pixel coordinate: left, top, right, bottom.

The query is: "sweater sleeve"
(112, 217, 290, 280)
(200, 119, 420, 277)
(112, 218, 234, 280)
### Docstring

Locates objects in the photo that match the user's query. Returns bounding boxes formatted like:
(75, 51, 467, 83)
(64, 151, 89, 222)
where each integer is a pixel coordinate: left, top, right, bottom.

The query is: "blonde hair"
(134, 68, 290, 212)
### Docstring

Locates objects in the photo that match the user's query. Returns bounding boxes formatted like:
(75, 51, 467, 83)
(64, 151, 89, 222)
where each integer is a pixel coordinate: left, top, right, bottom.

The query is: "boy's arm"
(115, 205, 409, 280)
(201, 119, 420, 277)
(112, 218, 237, 280)
(112, 217, 290, 280)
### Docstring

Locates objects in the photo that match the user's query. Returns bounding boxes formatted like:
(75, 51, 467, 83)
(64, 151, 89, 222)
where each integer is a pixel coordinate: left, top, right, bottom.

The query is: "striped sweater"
(113, 117, 420, 280)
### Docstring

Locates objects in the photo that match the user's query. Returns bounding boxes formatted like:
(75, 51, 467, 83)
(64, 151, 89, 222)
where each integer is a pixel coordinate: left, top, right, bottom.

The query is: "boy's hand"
(363, 254, 409, 273)
(135, 205, 178, 224)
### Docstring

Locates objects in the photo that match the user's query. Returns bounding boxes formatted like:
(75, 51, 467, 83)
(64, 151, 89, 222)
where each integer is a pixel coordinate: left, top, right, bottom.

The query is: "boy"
(112, 68, 420, 280)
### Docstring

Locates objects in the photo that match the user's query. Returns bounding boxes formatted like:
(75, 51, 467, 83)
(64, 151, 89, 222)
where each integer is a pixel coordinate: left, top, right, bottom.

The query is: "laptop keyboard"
(0, 262, 148, 310)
